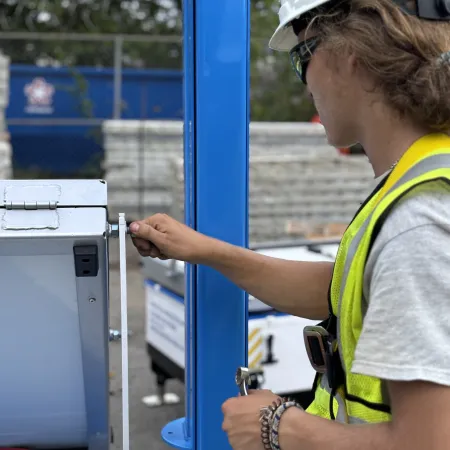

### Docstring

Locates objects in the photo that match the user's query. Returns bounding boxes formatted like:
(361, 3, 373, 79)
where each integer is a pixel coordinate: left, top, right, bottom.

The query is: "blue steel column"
(194, 0, 250, 441)
(183, 0, 196, 444)
(161, 0, 250, 447)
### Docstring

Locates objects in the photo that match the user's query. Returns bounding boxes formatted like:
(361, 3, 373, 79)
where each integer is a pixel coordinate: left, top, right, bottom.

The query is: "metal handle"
(235, 367, 250, 396)
(118, 214, 130, 450)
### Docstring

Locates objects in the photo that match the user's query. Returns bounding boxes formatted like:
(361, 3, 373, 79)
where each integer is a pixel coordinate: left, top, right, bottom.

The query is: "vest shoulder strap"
(368, 175, 450, 263)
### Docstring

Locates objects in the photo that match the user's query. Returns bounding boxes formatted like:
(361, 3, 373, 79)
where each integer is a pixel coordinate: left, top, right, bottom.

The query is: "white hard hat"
(269, 0, 332, 52)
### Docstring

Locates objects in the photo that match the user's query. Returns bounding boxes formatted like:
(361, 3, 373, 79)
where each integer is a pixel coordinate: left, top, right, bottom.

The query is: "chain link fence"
(0, 29, 183, 180)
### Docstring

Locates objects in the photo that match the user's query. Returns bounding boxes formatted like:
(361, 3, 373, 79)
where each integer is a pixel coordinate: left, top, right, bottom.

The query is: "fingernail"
(130, 223, 139, 233)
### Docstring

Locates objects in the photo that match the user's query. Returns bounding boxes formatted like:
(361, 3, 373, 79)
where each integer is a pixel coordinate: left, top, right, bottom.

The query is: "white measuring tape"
(118, 213, 130, 450)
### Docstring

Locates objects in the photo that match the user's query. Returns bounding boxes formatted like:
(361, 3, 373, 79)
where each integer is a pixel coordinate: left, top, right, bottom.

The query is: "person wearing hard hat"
(130, 0, 450, 448)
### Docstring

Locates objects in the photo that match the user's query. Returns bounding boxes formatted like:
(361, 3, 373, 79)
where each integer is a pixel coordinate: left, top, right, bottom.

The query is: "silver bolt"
(89, 297, 96, 303)
(109, 329, 133, 341)
(107, 223, 130, 238)
(109, 329, 121, 341)
(108, 223, 119, 238)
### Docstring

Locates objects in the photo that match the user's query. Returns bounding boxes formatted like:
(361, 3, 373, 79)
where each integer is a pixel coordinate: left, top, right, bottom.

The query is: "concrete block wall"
(169, 152, 376, 243)
(103, 120, 182, 219)
(103, 120, 377, 242)
(0, 141, 11, 179)
(103, 119, 352, 221)
(0, 51, 11, 179)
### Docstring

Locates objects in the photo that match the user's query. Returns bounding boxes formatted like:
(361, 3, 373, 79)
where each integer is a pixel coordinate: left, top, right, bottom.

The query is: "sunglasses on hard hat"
(289, 36, 321, 85)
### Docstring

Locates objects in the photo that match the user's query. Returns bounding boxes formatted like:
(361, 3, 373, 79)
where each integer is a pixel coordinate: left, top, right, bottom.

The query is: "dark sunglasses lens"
(290, 38, 319, 84)
(290, 51, 304, 81)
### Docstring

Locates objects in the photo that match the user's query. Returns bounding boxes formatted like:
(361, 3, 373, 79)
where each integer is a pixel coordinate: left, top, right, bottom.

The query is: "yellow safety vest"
(306, 132, 450, 424)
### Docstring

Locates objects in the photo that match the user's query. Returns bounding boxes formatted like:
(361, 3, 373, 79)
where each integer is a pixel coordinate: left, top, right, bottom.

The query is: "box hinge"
(4, 201, 58, 210)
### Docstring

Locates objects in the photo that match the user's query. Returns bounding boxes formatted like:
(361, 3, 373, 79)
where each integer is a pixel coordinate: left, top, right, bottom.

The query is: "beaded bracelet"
(270, 400, 302, 450)
(259, 397, 283, 449)
(259, 397, 303, 450)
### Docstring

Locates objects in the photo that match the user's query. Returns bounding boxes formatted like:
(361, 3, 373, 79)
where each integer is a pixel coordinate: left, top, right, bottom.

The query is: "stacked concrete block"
(103, 119, 377, 242)
(0, 141, 11, 179)
(103, 119, 341, 221)
(249, 121, 331, 155)
(248, 153, 375, 242)
(169, 150, 376, 244)
(0, 51, 11, 179)
(103, 120, 183, 219)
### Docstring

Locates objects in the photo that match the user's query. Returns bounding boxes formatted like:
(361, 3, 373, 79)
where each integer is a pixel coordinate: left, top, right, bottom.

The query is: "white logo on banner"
(24, 77, 55, 114)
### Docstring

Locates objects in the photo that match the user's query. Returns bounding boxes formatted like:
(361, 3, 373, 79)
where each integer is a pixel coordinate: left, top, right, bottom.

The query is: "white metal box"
(0, 180, 111, 450)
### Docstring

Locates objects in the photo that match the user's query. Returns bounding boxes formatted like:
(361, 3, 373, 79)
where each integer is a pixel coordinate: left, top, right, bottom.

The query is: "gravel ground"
(108, 237, 185, 450)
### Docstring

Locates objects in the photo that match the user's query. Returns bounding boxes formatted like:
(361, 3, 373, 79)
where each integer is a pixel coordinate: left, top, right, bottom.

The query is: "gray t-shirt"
(352, 177, 450, 387)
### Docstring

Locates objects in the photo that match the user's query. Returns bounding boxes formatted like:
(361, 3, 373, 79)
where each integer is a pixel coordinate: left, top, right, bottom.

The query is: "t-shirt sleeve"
(352, 188, 450, 386)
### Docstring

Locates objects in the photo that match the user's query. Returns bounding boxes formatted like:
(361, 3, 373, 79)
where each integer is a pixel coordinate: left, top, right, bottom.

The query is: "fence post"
(113, 36, 123, 119)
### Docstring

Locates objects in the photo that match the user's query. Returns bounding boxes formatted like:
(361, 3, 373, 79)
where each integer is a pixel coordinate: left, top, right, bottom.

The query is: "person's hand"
(129, 214, 210, 263)
(221, 389, 281, 450)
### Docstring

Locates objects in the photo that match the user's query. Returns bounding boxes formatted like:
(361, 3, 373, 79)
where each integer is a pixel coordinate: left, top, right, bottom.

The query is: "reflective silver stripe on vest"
(320, 375, 370, 424)
(337, 153, 450, 374)
(319, 374, 348, 423)
(349, 416, 368, 424)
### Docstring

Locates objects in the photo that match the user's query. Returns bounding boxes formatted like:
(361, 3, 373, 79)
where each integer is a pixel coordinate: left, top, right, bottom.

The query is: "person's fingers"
(135, 213, 169, 231)
(137, 246, 162, 258)
(137, 249, 153, 258)
(129, 221, 164, 246)
(131, 235, 160, 256)
(131, 236, 152, 252)
(149, 248, 162, 258)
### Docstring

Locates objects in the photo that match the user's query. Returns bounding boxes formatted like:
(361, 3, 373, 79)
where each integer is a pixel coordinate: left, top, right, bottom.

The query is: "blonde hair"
(305, 0, 450, 132)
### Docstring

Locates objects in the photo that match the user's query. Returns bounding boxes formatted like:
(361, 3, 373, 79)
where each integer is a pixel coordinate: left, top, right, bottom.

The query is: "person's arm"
(200, 236, 333, 319)
(130, 215, 332, 320)
(278, 379, 450, 450)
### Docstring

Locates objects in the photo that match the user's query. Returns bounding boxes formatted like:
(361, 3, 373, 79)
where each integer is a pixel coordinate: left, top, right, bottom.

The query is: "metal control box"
(0, 180, 111, 450)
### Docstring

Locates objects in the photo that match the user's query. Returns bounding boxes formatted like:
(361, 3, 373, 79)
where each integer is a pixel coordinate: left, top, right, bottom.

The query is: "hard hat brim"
(268, 23, 299, 52)
(268, 0, 332, 52)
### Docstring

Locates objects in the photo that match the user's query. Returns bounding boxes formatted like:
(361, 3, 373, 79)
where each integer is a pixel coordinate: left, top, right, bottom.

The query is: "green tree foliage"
(0, 0, 183, 68)
(0, 0, 315, 120)
(250, 0, 316, 121)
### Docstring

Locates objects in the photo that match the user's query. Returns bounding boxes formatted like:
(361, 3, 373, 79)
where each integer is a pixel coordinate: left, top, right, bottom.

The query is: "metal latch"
(4, 201, 58, 210)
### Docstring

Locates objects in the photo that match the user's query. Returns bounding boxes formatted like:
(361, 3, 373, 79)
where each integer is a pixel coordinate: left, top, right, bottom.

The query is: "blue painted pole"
(161, 0, 250, 447)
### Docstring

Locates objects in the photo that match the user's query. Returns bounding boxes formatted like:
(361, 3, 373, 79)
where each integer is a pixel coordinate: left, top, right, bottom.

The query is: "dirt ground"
(108, 237, 185, 450)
